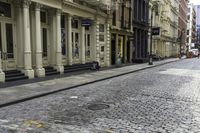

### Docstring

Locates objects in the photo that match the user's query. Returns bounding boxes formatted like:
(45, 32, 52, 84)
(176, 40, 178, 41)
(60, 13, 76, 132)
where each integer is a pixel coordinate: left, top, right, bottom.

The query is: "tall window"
(112, 10, 116, 26)
(61, 15, 66, 55)
(134, 0, 137, 19)
(99, 24, 105, 42)
(121, 0, 125, 28)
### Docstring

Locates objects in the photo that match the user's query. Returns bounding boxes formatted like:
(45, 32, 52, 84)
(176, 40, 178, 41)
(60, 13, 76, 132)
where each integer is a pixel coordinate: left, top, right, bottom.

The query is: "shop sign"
(81, 19, 92, 26)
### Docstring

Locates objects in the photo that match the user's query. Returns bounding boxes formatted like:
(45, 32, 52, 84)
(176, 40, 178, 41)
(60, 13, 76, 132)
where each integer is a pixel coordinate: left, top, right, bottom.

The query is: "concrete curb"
(0, 59, 182, 108)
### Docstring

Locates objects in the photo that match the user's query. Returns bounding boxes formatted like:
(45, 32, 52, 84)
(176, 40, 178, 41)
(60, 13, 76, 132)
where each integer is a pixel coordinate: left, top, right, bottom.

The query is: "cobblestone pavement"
(0, 58, 200, 133)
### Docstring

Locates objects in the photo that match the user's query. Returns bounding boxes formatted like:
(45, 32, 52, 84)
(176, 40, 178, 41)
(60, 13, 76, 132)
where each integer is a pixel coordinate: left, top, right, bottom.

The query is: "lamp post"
(149, 3, 158, 65)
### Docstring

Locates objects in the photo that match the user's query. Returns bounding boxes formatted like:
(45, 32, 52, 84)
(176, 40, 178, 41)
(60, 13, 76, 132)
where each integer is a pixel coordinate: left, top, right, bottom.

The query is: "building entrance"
(111, 34, 116, 65)
(0, 21, 16, 71)
(41, 26, 49, 66)
(85, 30, 91, 62)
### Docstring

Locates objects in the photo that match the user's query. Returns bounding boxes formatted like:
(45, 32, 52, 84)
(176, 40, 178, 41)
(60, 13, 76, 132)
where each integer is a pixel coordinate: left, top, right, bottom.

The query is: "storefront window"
(42, 28, 47, 57)
(61, 15, 66, 55)
(85, 34, 91, 57)
(72, 32, 79, 58)
(6, 24, 13, 58)
(0, 2, 11, 18)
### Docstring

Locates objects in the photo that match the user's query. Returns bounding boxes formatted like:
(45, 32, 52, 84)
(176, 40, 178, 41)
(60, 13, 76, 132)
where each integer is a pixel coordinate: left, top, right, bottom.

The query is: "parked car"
(189, 49, 199, 57)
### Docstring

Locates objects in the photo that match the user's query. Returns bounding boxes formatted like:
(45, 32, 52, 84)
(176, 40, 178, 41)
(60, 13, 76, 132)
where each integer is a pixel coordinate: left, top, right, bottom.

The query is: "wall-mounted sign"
(81, 19, 92, 26)
(152, 27, 160, 36)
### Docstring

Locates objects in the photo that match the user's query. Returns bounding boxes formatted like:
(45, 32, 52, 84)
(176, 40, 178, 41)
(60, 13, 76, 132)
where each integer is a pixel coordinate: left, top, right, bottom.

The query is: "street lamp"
(149, 3, 159, 65)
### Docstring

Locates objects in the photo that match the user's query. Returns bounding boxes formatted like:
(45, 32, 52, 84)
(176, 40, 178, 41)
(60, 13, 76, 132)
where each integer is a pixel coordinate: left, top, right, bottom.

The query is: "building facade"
(132, 0, 149, 63)
(110, 0, 133, 65)
(150, 0, 179, 58)
(194, 5, 200, 44)
(179, 0, 188, 53)
(187, 3, 197, 49)
(0, 0, 111, 82)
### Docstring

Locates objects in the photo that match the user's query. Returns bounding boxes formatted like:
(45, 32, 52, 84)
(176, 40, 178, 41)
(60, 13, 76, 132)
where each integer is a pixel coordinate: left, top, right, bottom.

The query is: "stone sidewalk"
(0, 58, 180, 107)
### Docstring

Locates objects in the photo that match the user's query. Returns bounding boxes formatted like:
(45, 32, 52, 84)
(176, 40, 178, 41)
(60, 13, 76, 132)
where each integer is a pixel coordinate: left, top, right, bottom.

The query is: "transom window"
(40, 11, 47, 23)
(72, 19, 79, 29)
(0, 1, 11, 18)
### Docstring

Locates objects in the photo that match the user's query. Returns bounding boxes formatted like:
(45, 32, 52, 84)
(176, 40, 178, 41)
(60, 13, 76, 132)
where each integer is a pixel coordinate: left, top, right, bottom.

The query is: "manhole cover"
(159, 69, 166, 72)
(88, 103, 110, 111)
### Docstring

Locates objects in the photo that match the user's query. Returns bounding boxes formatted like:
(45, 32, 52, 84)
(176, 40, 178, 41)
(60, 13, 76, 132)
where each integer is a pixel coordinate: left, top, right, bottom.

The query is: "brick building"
(179, 0, 188, 53)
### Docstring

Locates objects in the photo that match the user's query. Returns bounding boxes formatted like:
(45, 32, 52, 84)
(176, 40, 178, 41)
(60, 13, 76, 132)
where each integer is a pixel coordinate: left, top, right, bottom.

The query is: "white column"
(15, 1, 24, 70)
(55, 10, 64, 73)
(105, 22, 111, 67)
(81, 26, 86, 64)
(22, 0, 34, 79)
(0, 51, 5, 82)
(67, 14, 72, 65)
(35, 4, 45, 77)
(95, 20, 100, 63)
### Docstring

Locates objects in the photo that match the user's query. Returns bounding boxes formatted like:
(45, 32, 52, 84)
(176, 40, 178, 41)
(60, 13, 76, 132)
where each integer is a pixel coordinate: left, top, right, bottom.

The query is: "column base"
(54, 65, 64, 74)
(68, 61, 73, 66)
(81, 60, 86, 64)
(23, 69, 35, 79)
(0, 72, 5, 82)
(35, 68, 45, 77)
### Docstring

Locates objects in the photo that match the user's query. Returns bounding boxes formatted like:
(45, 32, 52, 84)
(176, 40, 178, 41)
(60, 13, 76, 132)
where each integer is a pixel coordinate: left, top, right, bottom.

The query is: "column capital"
(22, 0, 31, 8)
(56, 9, 62, 16)
(68, 14, 72, 18)
(13, 0, 22, 8)
(35, 3, 42, 11)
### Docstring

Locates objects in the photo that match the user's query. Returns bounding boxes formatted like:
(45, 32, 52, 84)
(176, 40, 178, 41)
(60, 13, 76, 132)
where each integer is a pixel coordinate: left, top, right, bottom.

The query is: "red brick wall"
(179, 0, 188, 47)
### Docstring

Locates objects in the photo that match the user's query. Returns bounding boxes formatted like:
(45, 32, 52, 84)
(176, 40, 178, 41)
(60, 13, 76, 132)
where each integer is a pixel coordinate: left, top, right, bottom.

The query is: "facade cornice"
(63, 1, 108, 18)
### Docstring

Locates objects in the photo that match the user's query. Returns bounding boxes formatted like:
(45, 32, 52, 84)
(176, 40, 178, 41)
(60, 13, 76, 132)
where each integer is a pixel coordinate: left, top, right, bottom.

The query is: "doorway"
(127, 40, 130, 63)
(41, 26, 49, 66)
(0, 21, 16, 71)
(111, 34, 116, 65)
(85, 30, 91, 62)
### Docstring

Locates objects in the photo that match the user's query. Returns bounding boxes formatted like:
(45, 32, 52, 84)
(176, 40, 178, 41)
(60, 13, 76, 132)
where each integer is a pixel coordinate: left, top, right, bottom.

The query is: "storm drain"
(87, 103, 110, 111)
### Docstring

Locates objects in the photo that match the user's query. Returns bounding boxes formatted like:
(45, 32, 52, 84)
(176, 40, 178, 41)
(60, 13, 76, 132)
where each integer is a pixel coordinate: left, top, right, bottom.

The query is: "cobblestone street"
(1, 59, 200, 133)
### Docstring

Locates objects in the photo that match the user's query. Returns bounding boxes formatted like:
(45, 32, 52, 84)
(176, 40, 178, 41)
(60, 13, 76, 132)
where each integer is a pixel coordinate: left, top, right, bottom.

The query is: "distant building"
(187, 3, 197, 49)
(150, 0, 179, 58)
(194, 5, 200, 44)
